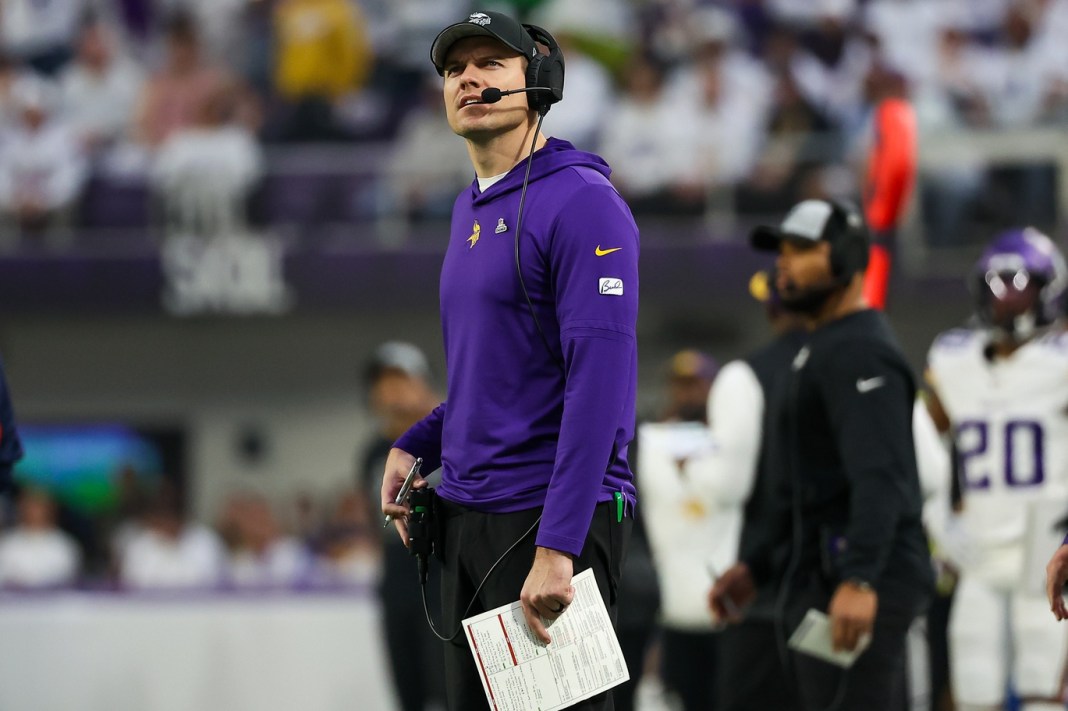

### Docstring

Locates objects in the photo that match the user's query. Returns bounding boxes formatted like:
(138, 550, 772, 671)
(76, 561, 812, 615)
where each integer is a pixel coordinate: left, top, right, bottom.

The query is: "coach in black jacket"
(710, 199, 932, 711)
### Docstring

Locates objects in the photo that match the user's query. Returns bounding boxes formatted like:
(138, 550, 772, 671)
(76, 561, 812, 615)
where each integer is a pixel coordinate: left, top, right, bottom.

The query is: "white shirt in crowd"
(152, 126, 262, 202)
(0, 0, 86, 57)
(59, 57, 144, 146)
(0, 528, 81, 588)
(539, 48, 613, 151)
(119, 524, 227, 590)
(666, 51, 773, 186)
(228, 537, 309, 589)
(0, 117, 87, 212)
(599, 89, 692, 198)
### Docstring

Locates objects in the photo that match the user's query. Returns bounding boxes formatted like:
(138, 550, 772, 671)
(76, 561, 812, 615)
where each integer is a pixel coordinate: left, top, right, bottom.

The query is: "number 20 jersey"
(927, 327, 1068, 560)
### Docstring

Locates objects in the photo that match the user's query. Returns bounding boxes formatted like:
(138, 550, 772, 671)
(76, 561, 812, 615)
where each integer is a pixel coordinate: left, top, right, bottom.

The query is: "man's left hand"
(1046, 543, 1068, 620)
(520, 546, 575, 645)
(828, 580, 878, 652)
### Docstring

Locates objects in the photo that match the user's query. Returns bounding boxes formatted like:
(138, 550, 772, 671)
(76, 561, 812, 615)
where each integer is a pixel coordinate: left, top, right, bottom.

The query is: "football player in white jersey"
(926, 227, 1068, 711)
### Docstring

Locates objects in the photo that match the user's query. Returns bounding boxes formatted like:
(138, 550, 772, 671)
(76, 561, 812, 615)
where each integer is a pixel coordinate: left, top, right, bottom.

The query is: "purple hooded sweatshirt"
(395, 138, 639, 556)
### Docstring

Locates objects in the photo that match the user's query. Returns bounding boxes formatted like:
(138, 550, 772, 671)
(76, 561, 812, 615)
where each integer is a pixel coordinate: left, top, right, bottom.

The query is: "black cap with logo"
(431, 11, 538, 76)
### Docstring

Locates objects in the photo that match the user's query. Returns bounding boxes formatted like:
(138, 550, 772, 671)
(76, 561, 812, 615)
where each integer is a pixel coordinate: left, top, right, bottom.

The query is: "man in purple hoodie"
(379, 10, 639, 710)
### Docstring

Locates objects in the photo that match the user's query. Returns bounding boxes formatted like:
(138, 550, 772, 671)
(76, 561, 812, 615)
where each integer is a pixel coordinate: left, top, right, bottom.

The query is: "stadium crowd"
(0, 476, 382, 591)
(0, 0, 1065, 244)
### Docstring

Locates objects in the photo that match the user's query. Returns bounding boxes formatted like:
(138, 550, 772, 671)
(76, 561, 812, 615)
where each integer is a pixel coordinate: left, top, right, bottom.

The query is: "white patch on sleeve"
(599, 277, 624, 296)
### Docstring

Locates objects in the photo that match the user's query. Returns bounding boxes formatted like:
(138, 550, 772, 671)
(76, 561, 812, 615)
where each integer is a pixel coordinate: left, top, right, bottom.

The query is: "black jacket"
(745, 309, 932, 603)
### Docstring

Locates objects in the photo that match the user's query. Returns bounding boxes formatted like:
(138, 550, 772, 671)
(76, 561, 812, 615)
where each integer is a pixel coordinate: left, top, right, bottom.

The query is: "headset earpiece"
(521, 24, 564, 115)
(827, 199, 870, 280)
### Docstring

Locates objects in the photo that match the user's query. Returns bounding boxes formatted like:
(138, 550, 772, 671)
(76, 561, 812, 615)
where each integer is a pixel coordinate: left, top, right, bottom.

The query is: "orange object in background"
(863, 98, 917, 310)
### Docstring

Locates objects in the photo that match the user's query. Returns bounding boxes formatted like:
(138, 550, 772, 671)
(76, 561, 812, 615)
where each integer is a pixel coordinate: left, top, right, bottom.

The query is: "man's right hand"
(380, 447, 425, 546)
(708, 562, 756, 624)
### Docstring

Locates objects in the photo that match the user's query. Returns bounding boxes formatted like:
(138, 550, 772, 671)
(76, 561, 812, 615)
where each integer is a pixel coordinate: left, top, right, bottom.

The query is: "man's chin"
(454, 121, 503, 141)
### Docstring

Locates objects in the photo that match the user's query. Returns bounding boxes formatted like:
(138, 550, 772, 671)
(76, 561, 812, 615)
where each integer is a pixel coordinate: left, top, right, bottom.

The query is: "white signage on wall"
(161, 233, 293, 316)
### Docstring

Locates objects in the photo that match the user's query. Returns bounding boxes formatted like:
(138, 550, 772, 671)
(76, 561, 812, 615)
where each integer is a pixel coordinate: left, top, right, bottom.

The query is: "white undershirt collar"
(477, 171, 508, 192)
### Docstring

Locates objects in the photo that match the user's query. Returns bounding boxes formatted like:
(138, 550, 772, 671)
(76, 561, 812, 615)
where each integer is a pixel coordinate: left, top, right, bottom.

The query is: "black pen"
(383, 457, 423, 528)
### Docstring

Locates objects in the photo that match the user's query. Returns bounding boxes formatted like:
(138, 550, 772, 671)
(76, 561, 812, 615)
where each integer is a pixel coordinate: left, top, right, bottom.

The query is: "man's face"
(370, 369, 428, 421)
(442, 36, 529, 140)
(984, 271, 1041, 332)
(667, 376, 711, 423)
(775, 238, 834, 300)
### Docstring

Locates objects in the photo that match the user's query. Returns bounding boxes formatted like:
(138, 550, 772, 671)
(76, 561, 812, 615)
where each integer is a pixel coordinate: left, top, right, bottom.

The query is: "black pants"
(438, 499, 631, 710)
(660, 628, 720, 710)
(787, 580, 925, 711)
(718, 616, 802, 711)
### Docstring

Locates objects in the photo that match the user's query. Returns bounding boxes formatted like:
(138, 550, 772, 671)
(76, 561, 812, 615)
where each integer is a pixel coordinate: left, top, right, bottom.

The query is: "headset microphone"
(479, 86, 555, 105)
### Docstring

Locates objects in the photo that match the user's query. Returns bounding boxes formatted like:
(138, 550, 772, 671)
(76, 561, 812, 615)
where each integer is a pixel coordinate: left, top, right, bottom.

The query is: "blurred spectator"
(528, 0, 631, 150)
(636, 350, 722, 710)
(0, 487, 81, 588)
(358, 0, 468, 129)
(905, 15, 991, 245)
(600, 53, 693, 214)
(538, 31, 613, 151)
(313, 491, 378, 587)
(132, 12, 255, 150)
(0, 0, 85, 75)
(379, 73, 473, 226)
(151, 81, 262, 237)
(355, 341, 444, 711)
(985, 0, 1068, 128)
(666, 7, 772, 211)
(0, 74, 87, 247)
(636, 0, 698, 66)
(780, 1, 873, 132)
(118, 483, 226, 590)
(168, 0, 251, 71)
(58, 16, 145, 155)
(0, 52, 21, 126)
(266, 0, 373, 142)
(978, 2, 1067, 230)
(913, 16, 997, 130)
(862, 0, 953, 89)
(735, 60, 838, 216)
(768, 0, 857, 29)
(218, 492, 309, 589)
(290, 490, 321, 543)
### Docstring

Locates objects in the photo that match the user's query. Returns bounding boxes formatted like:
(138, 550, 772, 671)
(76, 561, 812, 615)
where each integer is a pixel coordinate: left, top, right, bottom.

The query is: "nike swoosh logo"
(856, 376, 885, 393)
(595, 246, 622, 256)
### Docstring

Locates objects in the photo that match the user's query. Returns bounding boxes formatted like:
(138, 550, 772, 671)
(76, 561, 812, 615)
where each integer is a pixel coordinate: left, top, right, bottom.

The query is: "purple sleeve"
(536, 184, 638, 555)
(393, 401, 446, 474)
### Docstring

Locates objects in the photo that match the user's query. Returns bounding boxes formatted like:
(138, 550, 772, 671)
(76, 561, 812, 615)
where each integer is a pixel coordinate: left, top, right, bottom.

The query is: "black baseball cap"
(431, 10, 537, 77)
(750, 199, 865, 252)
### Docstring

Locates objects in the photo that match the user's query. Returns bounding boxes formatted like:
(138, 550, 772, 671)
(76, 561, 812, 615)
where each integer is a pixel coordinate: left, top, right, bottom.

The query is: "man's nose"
(456, 65, 483, 88)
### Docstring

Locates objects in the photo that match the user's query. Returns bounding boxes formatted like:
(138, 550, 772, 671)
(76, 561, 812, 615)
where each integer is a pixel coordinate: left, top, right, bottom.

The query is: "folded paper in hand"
(787, 608, 871, 668)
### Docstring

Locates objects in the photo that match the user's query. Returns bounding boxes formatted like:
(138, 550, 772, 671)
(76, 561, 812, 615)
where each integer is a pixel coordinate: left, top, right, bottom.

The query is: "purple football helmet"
(972, 227, 1067, 339)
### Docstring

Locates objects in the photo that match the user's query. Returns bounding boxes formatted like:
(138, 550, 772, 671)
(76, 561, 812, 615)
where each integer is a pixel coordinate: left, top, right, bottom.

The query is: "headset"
(521, 24, 565, 115)
(825, 199, 871, 283)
